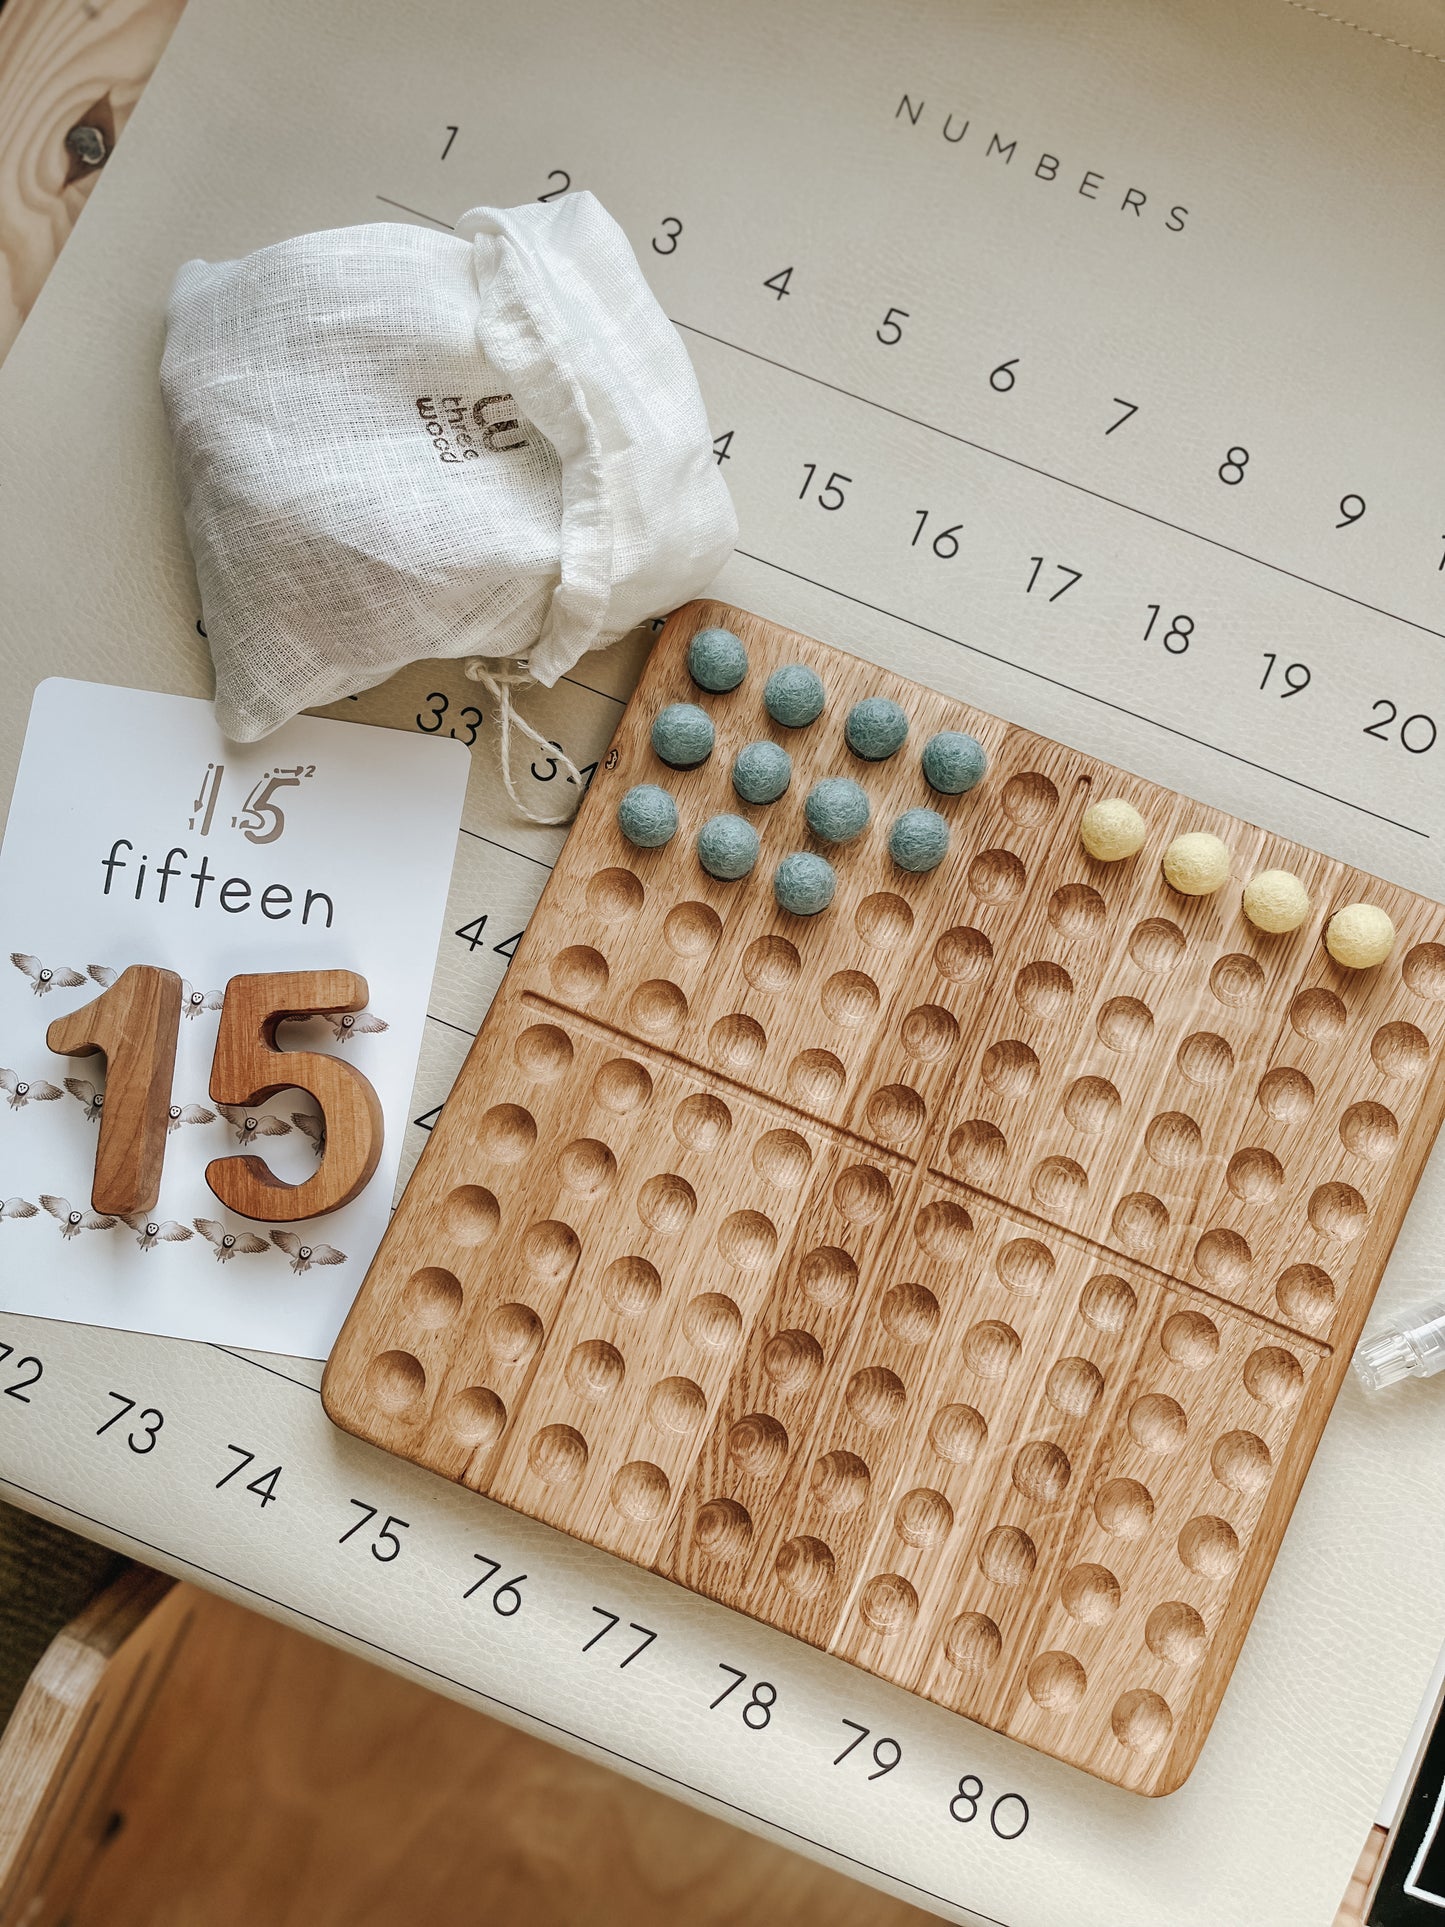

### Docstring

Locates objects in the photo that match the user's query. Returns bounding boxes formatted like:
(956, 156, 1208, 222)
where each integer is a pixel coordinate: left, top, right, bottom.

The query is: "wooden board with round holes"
(322, 600, 1445, 1795)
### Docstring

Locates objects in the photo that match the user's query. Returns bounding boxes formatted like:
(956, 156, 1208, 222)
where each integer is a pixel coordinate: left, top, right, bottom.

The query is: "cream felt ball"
(1163, 831, 1231, 896)
(1326, 902, 1395, 968)
(1243, 869, 1310, 934)
(1080, 797, 1146, 862)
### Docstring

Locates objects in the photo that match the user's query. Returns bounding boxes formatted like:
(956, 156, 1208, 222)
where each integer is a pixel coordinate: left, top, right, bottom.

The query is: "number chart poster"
(0, 680, 469, 1356)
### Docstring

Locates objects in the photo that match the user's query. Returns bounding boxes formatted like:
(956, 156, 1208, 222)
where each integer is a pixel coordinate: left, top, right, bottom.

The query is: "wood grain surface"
(324, 599, 1445, 1796)
(47, 964, 182, 1215)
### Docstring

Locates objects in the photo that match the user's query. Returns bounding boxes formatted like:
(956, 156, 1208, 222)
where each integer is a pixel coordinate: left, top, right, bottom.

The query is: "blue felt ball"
(687, 626, 749, 693)
(617, 784, 678, 849)
(774, 851, 837, 916)
(889, 807, 950, 873)
(846, 696, 909, 761)
(651, 702, 715, 768)
(921, 729, 987, 795)
(732, 739, 792, 804)
(697, 813, 760, 880)
(764, 664, 826, 729)
(804, 776, 871, 844)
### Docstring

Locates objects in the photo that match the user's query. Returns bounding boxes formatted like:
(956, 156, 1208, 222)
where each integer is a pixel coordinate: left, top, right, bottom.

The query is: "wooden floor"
(65, 1586, 937, 1927)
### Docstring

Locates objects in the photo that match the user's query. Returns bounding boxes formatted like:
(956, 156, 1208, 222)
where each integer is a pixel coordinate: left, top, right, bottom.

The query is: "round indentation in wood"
(1063, 1076, 1120, 1135)
(610, 1460, 670, 1521)
(856, 891, 914, 949)
(822, 969, 880, 1026)
(943, 1611, 1003, 1674)
(529, 1424, 587, 1485)
(1145, 1601, 1207, 1668)
(1177, 1031, 1234, 1087)
(963, 1319, 1021, 1381)
(762, 1328, 825, 1393)
(694, 1497, 752, 1559)
(1061, 1563, 1120, 1625)
(1048, 882, 1106, 937)
(742, 933, 801, 990)
(866, 1083, 927, 1144)
(1047, 1356, 1104, 1417)
(859, 1573, 918, 1634)
(934, 924, 993, 982)
(673, 1092, 733, 1153)
(834, 1163, 892, 1223)
(1128, 1393, 1187, 1454)
(914, 1199, 973, 1260)
(728, 1412, 789, 1478)
(811, 1450, 871, 1514)
(1013, 1440, 1071, 1504)
(929, 1403, 988, 1464)
(478, 1103, 536, 1163)
(996, 1237, 1055, 1295)
(981, 1038, 1040, 1097)
(566, 1338, 624, 1402)
(776, 1535, 835, 1599)
(1210, 952, 1265, 1006)
(1096, 996, 1153, 1053)
(1194, 1227, 1251, 1286)
(1014, 959, 1073, 1015)
(593, 1056, 652, 1114)
(1001, 771, 1059, 824)
(1257, 1065, 1314, 1123)
(718, 1209, 778, 1270)
(366, 1349, 425, 1416)
(1160, 1309, 1220, 1368)
(446, 1385, 506, 1448)
(753, 1128, 812, 1188)
(799, 1245, 858, 1306)
(1308, 1180, 1368, 1243)
(1128, 918, 1186, 974)
(647, 1375, 706, 1435)
(442, 1185, 500, 1246)
(969, 849, 1027, 902)
(895, 1487, 953, 1547)
(1111, 1688, 1173, 1754)
(1211, 1429, 1272, 1495)
(1095, 1477, 1154, 1539)
(1031, 1156, 1087, 1210)
(520, 1219, 581, 1284)
(1080, 1273, 1137, 1332)
(1027, 1650, 1086, 1711)
(1244, 1345, 1305, 1409)
(948, 1119, 1007, 1183)
(846, 1365, 906, 1428)
(900, 1003, 959, 1061)
(1290, 987, 1346, 1042)
(788, 1048, 846, 1105)
(1112, 1192, 1169, 1253)
(514, 1024, 574, 1081)
(637, 1172, 697, 1235)
(550, 944, 608, 1004)
(1145, 1110, 1202, 1167)
(1177, 1513, 1240, 1578)
(979, 1525, 1037, 1588)
(556, 1137, 617, 1198)
(402, 1267, 463, 1329)
(1226, 1146, 1283, 1202)
(484, 1301, 543, 1365)
(881, 1282, 940, 1345)
(1339, 1099, 1399, 1161)
(602, 1255, 662, 1317)
(586, 867, 645, 922)
(710, 1012, 767, 1072)
(629, 978, 688, 1037)
(1275, 1263, 1335, 1329)
(1404, 942, 1445, 1001)
(682, 1290, 741, 1349)
(1372, 1020, 1430, 1080)
(662, 899, 722, 957)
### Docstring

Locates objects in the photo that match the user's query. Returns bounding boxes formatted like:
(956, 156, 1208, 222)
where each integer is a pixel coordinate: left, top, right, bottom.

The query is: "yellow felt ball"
(1326, 902, 1395, 969)
(1162, 831, 1231, 896)
(1242, 869, 1310, 934)
(1080, 798, 1146, 862)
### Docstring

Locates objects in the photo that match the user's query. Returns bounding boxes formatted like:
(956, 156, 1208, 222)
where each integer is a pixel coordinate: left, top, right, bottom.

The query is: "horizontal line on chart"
(374, 194, 453, 229)
(458, 825, 556, 869)
(736, 549, 1428, 839)
(561, 673, 626, 708)
(208, 1346, 322, 1392)
(0, 1470, 1009, 1927)
(677, 321, 1445, 646)
(426, 1012, 477, 1038)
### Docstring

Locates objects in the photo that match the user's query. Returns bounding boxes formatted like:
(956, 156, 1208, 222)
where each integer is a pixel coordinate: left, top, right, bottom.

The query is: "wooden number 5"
(207, 971, 383, 1223)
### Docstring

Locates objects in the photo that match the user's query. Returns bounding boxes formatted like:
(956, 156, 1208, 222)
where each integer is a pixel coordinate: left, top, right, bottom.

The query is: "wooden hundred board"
(323, 601, 1445, 1794)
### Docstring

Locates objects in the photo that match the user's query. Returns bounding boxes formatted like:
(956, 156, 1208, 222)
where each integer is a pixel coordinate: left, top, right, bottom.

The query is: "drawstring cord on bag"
(463, 658, 587, 826)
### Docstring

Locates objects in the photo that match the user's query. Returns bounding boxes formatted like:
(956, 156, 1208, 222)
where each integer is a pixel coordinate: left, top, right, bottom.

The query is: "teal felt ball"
(804, 776, 871, 844)
(617, 784, 678, 849)
(889, 807, 950, 873)
(764, 664, 826, 729)
(687, 626, 749, 693)
(845, 696, 909, 761)
(697, 814, 760, 880)
(651, 702, 715, 768)
(921, 729, 987, 795)
(774, 851, 836, 916)
(732, 740, 792, 804)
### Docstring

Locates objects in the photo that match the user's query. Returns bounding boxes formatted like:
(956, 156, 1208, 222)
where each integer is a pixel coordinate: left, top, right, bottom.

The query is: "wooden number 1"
(207, 971, 383, 1222)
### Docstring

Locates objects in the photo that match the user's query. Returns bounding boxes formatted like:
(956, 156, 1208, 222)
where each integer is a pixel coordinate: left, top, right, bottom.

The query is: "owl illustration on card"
(0, 1198, 37, 1221)
(11, 954, 85, 996)
(41, 1196, 116, 1239)
(0, 1070, 62, 1110)
(217, 1104, 291, 1147)
(63, 1078, 104, 1123)
(328, 1010, 388, 1044)
(166, 1101, 216, 1134)
(193, 1218, 270, 1263)
(181, 981, 224, 1021)
(269, 1231, 346, 1275)
(121, 1214, 194, 1252)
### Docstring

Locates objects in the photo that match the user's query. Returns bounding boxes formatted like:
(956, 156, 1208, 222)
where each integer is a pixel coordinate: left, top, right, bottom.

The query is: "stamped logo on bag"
(414, 394, 528, 465)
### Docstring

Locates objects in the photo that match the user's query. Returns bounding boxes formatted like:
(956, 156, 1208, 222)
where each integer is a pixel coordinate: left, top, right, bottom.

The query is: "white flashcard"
(0, 679, 469, 1357)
